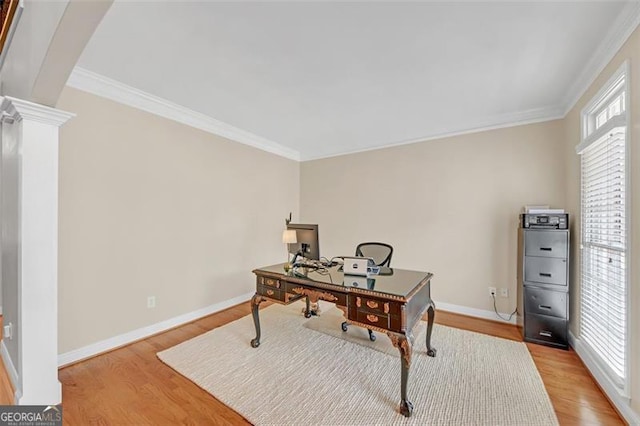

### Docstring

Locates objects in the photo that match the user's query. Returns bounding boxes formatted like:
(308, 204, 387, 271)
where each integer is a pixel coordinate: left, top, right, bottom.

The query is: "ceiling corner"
(560, 1, 640, 116)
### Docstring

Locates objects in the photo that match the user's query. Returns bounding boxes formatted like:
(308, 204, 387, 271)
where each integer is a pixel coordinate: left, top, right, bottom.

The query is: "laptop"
(342, 256, 380, 276)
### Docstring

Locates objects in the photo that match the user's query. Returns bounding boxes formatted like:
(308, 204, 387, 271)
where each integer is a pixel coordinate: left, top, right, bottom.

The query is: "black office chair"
(341, 242, 393, 341)
(356, 242, 393, 268)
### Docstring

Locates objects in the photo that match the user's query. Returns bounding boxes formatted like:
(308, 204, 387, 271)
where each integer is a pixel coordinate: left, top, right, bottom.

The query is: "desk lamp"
(282, 229, 297, 271)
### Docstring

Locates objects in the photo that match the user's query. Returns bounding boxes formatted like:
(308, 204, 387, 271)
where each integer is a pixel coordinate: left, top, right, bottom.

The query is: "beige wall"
(563, 26, 640, 414)
(300, 120, 566, 316)
(54, 24, 640, 417)
(56, 87, 300, 353)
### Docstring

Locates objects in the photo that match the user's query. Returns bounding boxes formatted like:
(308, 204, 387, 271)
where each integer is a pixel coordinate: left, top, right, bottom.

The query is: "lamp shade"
(282, 229, 297, 244)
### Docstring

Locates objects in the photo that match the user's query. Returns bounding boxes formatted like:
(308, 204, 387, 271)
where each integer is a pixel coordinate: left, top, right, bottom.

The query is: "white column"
(0, 96, 73, 404)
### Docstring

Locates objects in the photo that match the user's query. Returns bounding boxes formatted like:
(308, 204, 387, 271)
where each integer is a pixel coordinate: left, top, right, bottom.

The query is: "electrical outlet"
(3, 322, 13, 340)
(147, 296, 156, 309)
(488, 287, 496, 297)
(500, 288, 509, 298)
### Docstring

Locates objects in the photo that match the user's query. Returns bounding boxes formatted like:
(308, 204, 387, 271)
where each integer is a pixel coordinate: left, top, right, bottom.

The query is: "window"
(576, 62, 628, 390)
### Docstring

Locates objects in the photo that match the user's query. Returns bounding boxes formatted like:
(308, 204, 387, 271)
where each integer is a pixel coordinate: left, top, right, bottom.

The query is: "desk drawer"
(356, 310, 390, 329)
(257, 285, 285, 302)
(289, 285, 347, 306)
(259, 276, 281, 289)
(353, 296, 400, 316)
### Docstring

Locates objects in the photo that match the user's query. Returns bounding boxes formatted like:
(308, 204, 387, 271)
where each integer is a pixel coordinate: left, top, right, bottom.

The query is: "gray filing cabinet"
(517, 216, 569, 349)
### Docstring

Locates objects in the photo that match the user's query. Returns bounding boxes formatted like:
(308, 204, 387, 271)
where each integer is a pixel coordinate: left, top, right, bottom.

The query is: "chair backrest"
(355, 242, 393, 267)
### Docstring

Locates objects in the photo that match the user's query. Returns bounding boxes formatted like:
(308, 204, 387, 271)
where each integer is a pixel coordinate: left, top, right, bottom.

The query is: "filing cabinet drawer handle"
(539, 331, 552, 337)
(540, 247, 552, 251)
(539, 273, 552, 277)
(538, 305, 552, 310)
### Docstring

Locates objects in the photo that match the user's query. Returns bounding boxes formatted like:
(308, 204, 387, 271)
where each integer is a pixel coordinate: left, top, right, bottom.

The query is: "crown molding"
(1, 96, 75, 127)
(301, 105, 565, 161)
(64, 67, 567, 162)
(561, 1, 640, 115)
(305, 1, 640, 163)
(68, 0, 639, 167)
(66, 67, 300, 161)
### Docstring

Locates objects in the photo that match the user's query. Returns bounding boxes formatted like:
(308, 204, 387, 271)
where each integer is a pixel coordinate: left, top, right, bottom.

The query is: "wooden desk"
(250, 263, 436, 417)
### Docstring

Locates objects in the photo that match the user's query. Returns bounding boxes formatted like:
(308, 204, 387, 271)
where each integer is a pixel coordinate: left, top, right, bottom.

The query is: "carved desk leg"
(250, 293, 265, 348)
(388, 332, 413, 417)
(425, 300, 437, 357)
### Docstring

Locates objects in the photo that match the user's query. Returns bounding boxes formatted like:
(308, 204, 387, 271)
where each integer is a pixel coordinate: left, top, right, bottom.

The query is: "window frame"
(577, 60, 630, 396)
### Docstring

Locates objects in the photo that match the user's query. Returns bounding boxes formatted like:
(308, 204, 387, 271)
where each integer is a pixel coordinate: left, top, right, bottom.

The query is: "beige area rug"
(157, 303, 558, 426)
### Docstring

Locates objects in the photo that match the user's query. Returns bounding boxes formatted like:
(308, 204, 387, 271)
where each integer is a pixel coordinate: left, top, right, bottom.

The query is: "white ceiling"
(75, 1, 638, 161)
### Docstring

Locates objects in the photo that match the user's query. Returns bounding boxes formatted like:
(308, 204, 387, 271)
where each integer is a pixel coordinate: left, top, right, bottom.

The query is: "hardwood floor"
(436, 311, 624, 425)
(0, 315, 15, 405)
(58, 304, 624, 425)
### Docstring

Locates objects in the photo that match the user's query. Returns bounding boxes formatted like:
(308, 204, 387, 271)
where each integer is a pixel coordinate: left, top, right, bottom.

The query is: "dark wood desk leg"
(250, 293, 264, 348)
(388, 333, 413, 417)
(425, 300, 437, 357)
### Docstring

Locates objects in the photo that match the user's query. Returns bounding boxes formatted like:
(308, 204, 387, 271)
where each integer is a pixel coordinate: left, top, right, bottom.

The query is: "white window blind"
(578, 64, 628, 389)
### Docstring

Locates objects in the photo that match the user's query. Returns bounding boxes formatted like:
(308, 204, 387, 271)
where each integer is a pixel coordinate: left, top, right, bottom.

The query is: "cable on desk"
(313, 267, 333, 283)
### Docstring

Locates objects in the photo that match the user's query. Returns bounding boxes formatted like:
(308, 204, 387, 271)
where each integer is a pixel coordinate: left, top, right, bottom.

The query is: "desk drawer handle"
(356, 297, 361, 308)
(540, 247, 552, 251)
(366, 300, 379, 309)
(366, 314, 379, 323)
(384, 303, 390, 314)
(265, 278, 279, 288)
(539, 331, 552, 337)
(266, 289, 274, 296)
(539, 273, 552, 278)
(538, 305, 552, 310)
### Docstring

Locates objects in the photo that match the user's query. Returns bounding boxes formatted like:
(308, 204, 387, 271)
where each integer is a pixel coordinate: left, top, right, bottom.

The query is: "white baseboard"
(57, 295, 514, 367)
(569, 331, 640, 425)
(434, 300, 517, 325)
(54, 293, 640, 425)
(1, 339, 21, 403)
(58, 292, 254, 367)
